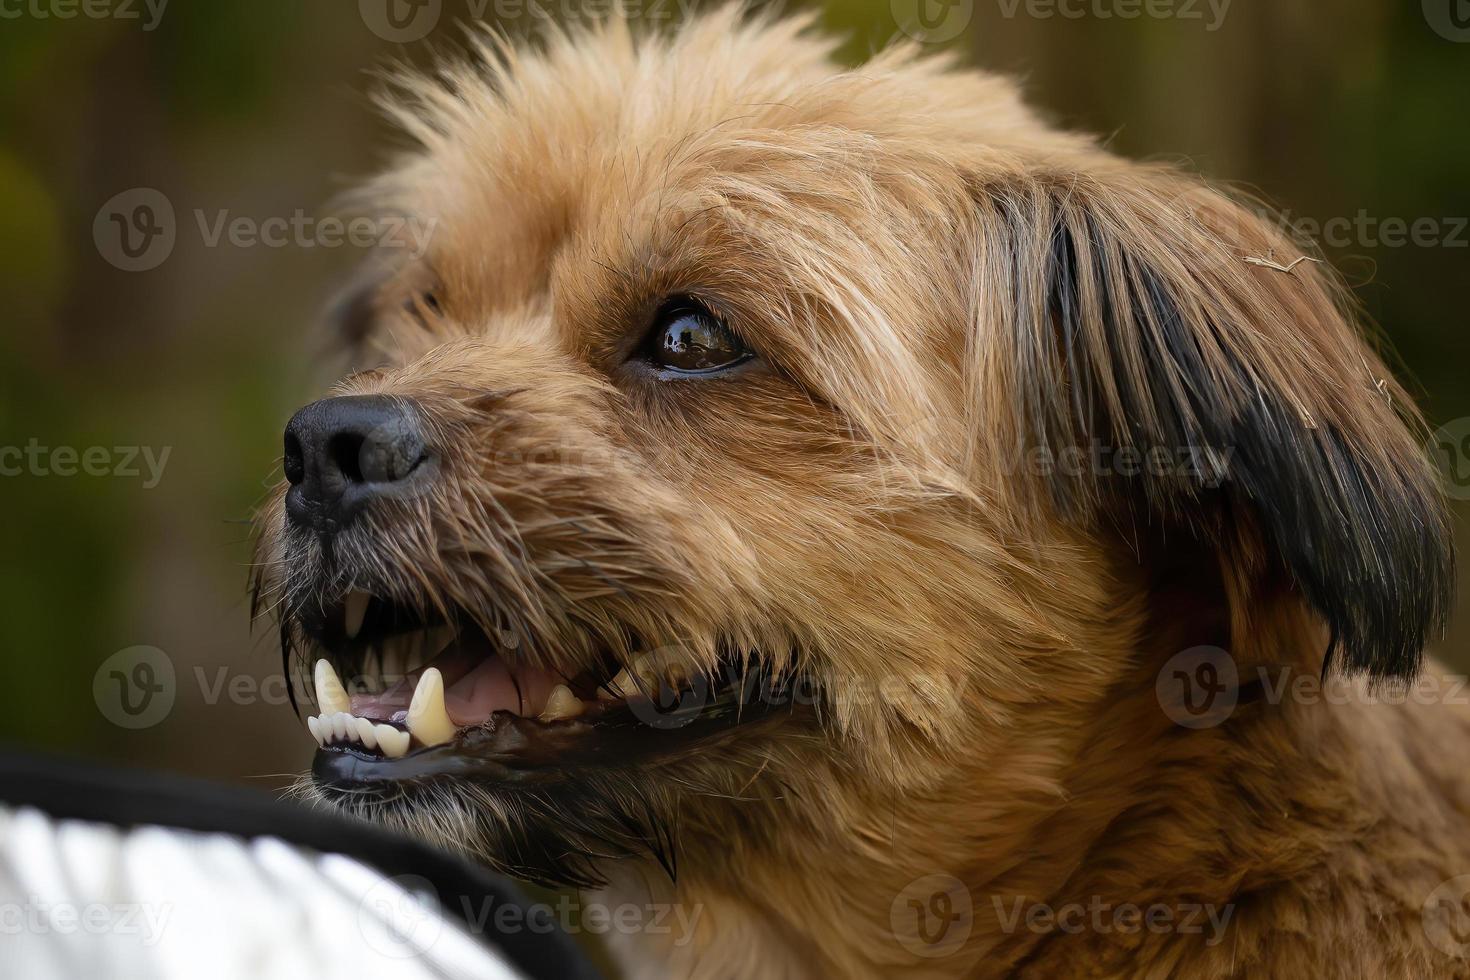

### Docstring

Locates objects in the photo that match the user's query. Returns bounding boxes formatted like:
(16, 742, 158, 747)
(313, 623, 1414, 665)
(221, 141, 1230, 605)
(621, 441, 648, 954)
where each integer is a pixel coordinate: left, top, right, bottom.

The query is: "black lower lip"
(311, 696, 791, 791)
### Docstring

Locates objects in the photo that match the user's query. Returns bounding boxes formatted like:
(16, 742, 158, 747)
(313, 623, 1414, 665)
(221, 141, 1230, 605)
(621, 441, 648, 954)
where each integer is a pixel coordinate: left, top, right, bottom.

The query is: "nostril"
(337, 413, 427, 484)
(328, 432, 368, 484)
(283, 431, 305, 486)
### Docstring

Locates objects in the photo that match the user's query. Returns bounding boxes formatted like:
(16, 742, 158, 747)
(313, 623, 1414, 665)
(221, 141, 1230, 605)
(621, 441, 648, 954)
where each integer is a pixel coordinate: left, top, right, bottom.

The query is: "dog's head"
(253, 9, 1452, 891)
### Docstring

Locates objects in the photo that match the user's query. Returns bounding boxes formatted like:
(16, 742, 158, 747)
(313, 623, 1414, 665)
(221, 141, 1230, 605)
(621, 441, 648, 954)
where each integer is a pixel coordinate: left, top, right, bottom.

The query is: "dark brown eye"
(644, 301, 753, 375)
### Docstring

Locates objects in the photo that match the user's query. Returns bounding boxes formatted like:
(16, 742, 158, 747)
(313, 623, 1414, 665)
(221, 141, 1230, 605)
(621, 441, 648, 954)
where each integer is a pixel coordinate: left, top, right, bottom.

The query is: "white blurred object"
(0, 804, 522, 980)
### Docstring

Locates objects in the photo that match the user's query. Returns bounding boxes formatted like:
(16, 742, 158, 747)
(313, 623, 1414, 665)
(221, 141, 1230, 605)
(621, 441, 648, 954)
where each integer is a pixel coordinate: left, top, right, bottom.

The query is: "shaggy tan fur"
(255, 8, 1468, 977)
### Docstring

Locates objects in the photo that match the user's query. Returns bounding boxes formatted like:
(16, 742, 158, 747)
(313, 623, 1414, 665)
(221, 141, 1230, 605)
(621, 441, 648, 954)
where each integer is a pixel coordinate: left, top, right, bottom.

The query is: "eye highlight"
(642, 299, 754, 376)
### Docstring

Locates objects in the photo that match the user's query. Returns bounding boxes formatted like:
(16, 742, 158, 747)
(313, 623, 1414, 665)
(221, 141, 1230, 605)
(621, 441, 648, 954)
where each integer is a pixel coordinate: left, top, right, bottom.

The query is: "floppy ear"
(969, 168, 1453, 679)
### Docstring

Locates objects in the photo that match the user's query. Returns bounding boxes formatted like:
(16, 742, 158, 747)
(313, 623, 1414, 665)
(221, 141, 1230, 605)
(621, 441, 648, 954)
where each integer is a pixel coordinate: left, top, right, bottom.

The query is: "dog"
(252, 8, 1468, 977)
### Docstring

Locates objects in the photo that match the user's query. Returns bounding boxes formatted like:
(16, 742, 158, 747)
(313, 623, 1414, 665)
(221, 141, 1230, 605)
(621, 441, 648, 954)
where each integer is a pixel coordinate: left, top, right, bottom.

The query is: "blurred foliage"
(0, 0, 1465, 783)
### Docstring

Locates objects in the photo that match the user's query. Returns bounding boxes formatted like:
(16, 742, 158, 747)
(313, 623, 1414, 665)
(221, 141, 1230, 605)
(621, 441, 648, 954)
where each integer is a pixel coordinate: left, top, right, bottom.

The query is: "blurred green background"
(0, 0, 1466, 790)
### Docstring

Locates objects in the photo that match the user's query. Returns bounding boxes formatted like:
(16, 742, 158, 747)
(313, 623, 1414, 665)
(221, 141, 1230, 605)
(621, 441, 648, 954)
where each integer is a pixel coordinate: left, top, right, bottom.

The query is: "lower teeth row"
(306, 711, 410, 758)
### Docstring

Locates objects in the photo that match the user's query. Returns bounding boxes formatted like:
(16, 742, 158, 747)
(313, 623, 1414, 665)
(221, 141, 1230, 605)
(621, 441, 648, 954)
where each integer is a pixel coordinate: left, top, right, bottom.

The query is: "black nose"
(283, 395, 430, 535)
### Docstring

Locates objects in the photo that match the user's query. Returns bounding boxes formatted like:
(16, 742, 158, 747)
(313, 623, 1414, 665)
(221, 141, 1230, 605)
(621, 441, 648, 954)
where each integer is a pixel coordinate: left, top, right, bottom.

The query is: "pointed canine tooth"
(539, 684, 585, 722)
(307, 716, 324, 746)
(314, 660, 351, 715)
(375, 725, 410, 758)
(354, 717, 379, 749)
(344, 590, 370, 639)
(406, 667, 457, 748)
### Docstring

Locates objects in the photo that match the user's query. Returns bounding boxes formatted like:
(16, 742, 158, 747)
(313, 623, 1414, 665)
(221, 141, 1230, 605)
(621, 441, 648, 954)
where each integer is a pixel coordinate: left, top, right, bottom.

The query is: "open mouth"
(298, 592, 796, 792)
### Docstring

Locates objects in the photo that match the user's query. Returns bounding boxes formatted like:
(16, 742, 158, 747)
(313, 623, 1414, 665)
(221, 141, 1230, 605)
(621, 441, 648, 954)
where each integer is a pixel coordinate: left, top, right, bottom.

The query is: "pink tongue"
(347, 636, 566, 725)
(442, 656, 564, 724)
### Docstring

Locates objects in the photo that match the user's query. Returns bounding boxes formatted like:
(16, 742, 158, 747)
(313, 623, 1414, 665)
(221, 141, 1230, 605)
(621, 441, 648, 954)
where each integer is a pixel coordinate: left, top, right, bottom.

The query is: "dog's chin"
(286, 589, 808, 887)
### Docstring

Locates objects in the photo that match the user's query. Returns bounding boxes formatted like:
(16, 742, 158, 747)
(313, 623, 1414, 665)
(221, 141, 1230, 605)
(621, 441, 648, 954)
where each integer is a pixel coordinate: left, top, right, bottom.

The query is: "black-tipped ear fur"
(973, 170, 1453, 678)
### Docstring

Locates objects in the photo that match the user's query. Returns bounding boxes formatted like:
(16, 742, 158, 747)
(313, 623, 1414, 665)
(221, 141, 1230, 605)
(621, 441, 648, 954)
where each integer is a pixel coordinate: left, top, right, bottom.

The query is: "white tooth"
(307, 716, 323, 746)
(354, 717, 379, 749)
(331, 713, 349, 742)
(406, 667, 457, 747)
(314, 660, 351, 715)
(344, 590, 370, 639)
(375, 724, 410, 758)
(539, 684, 584, 722)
